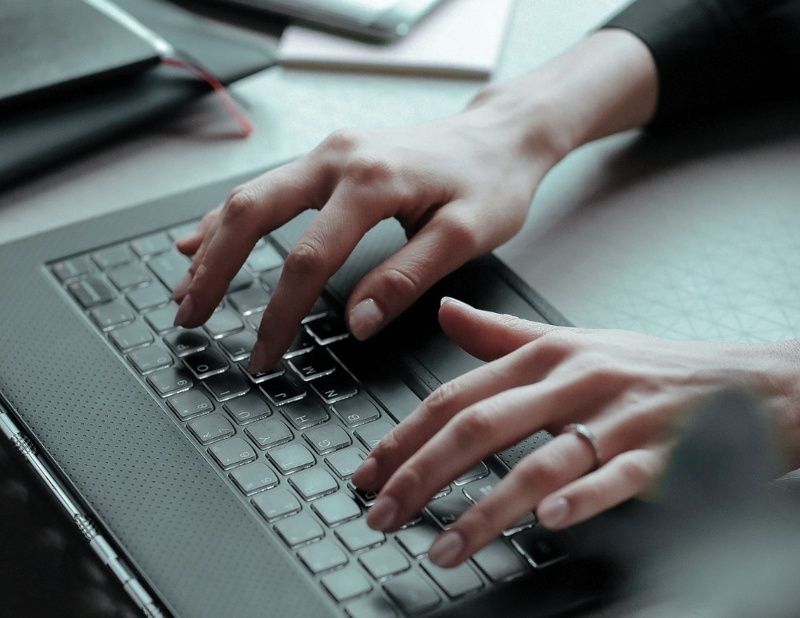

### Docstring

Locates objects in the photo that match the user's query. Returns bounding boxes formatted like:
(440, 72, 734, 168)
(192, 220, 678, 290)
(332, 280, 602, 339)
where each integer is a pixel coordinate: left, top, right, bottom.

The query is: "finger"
(174, 158, 326, 328)
(536, 447, 666, 530)
(425, 433, 597, 567)
(173, 210, 222, 300)
(438, 298, 560, 361)
(175, 206, 221, 256)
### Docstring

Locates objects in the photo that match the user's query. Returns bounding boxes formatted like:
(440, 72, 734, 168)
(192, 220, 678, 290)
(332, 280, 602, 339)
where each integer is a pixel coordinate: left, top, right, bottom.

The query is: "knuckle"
(320, 129, 359, 153)
(422, 380, 460, 420)
(223, 188, 257, 222)
(391, 463, 424, 496)
(371, 428, 401, 466)
(437, 214, 479, 254)
(615, 454, 651, 487)
(378, 267, 420, 301)
(517, 457, 561, 489)
(451, 407, 493, 443)
(343, 156, 394, 185)
(284, 241, 325, 276)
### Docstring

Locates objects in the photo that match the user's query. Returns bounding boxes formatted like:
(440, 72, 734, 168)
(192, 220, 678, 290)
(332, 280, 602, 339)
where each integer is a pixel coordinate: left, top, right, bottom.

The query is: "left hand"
(352, 298, 800, 568)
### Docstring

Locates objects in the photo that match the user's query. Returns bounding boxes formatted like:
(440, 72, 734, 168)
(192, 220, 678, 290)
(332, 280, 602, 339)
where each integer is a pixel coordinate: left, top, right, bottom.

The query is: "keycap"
(335, 519, 385, 552)
(107, 263, 152, 290)
(302, 297, 329, 323)
(92, 244, 133, 269)
(326, 447, 366, 480)
(227, 269, 253, 293)
(312, 370, 359, 404)
(241, 360, 285, 384)
(510, 526, 568, 568)
(350, 484, 378, 507)
(304, 425, 351, 454)
(246, 418, 292, 449)
(281, 398, 329, 430)
(306, 314, 349, 345)
(311, 494, 361, 526)
(52, 255, 93, 281)
(223, 392, 271, 424)
(89, 300, 134, 331)
(274, 512, 323, 547)
(395, 523, 439, 558)
(164, 329, 209, 356)
(183, 348, 229, 379)
(147, 249, 191, 291)
(322, 566, 372, 602)
(144, 303, 179, 334)
(288, 348, 336, 381)
(259, 267, 281, 290)
(109, 321, 153, 352)
(131, 232, 171, 257)
(219, 330, 257, 361)
(354, 419, 394, 451)
(268, 443, 315, 474)
(204, 308, 244, 339)
(246, 309, 265, 330)
(167, 221, 198, 241)
(288, 468, 338, 500)
(426, 492, 471, 528)
(261, 374, 307, 406)
(344, 594, 397, 618)
(383, 572, 440, 615)
(284, 330, 316, 357)
(228, 284, 270, 315)
(246, 243, 283, 273)
(127, 283, 170, 312)
(472, 540, 528, 582)
(359, 545, 409, 580)
(128, 343, 172, 374)
(188, 413, 234, 445)
(420, 559, 483, 598)
(167, 389, 214, 420)
(230, 461, 278, 495)
(68, 276, 115, 308)
(332, 396, 381, 428)
(204, 369, 251, 401)
(208, 437, 256, 470)
(147, 367, 193, 397)
(298, 538, 348, 574)
(252, 488, 300, 522)
(454, 461, 489, 485)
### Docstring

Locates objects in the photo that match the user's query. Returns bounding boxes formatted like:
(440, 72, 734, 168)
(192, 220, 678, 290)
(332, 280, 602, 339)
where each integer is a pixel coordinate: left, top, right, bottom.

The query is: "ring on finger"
(561, 422, 602, 470)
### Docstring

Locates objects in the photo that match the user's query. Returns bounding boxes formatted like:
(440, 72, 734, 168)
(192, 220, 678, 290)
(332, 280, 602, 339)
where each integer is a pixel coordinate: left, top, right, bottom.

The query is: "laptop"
(0, 169, 614, 617)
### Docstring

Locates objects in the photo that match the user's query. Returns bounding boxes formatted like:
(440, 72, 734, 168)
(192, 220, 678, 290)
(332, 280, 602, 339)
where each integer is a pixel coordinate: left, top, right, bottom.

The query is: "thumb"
(438, 297, 556, 361)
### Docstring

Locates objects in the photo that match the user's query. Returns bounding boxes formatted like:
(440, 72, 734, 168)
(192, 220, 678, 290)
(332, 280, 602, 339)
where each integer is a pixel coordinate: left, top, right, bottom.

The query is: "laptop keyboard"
(50, 222, 568, 617)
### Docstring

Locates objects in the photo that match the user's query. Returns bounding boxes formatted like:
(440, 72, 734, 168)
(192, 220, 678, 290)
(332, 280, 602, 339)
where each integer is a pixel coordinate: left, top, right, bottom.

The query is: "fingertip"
(348, 298, 385, 341)
(352, 456, 378, 489)
(175, 233, 202, 255)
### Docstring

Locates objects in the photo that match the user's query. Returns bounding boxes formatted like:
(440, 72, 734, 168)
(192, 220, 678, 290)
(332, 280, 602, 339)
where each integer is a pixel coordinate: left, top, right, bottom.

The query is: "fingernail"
(349, 298, 384, 341)
(440, 296, 468, 308)
(173, 295, 195, 326)
(428, 530, 464, 567)
(353, 457, 377, 489)
(248, 341, 269, 374)
(537, 497, 569, 528)
(366, 495, 398, 531)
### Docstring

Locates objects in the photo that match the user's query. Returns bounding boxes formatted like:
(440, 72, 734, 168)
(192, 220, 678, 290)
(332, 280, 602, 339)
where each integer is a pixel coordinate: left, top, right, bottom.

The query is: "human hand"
(352, 298, 800, 567)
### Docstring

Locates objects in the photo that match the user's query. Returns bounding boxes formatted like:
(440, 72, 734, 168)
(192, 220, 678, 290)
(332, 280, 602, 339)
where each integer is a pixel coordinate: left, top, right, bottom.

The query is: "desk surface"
(2, 0, 799, 343)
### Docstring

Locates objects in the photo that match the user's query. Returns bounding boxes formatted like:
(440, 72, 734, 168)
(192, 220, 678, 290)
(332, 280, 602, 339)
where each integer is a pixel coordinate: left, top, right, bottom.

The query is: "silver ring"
(562, 422, 601, 470)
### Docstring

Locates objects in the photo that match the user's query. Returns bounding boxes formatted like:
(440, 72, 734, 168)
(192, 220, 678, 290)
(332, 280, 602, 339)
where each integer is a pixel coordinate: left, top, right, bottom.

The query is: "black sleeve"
(603, 0, 800, 126)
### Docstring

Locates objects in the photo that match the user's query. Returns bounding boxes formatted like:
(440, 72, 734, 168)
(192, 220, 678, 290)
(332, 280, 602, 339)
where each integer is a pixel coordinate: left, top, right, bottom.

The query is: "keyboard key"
(164, 329, 209, 356)
(288, 348, 336, 381)
(187, 413, 234, 445)
(204, 369, 251, 401)
(335, 519, 385, 553)
(131, 232, 171, 257)
(127, 283, 170, 311)
(311, 370, 359, 404)
(252, 488, 300, 522)
(350, 483, 378, 507)
(52, 256, 93, 281)
(383, 572, 441, 615)
(395, 523, 439, 558)
(326, 448, 366, 480)
(228, 284, 270, 315)
(128, 343, 172, 374)
(147, 249, 191, 291)
(147, 367, 193, 397)
(454, 461, 489, 486)
(89, 300, 134, 331)
(246, 309, 265, 330)
(107, 263, 152, 290)
(322, 566, 372, 602)
(144, 303, 179, 334)
(311, 494, 361, 526)
(261, 374, 307, 406)
(268, 443, 315, 474)
(426, 492, 471, 528)
(472, 540, 528, 582)
(354, 419, 394, 451)
(167, 221, 198, 241)
(345, 594, 397, 618)
(304, 424, 351, 454)
(183, 348, 229, 379)
(305, 314, 349, 345)
(227, 269, 253, 293)
(510, 526, 568, 568)
(259, 267, 281, 291)
(208, 437, 256, 470)
(167, 389, 214, 420)
(332, 396, 381, 428)
(359, 545, 409, 580)
(288, 468, 338, 500)
(420, 559, 482, 599)
(224, 393, 271, 424)
(284, 330, 316, 357)
(219, 330, 257, 361)
(246, 244, 283, 273)
(68, 276, 115, 308)
(204, 308, 244, 339)
(109, 321, 153, 352)
(241, 360, 286, 384)
(298, 538, 348, 574)
(302, 297, 329, 323)
(274, 512, 323, 547)
(246, 418, 292, 449)
(281, 398, 328, 431)
(92, 244, 133, 269)
(230, 461, 278, 495)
